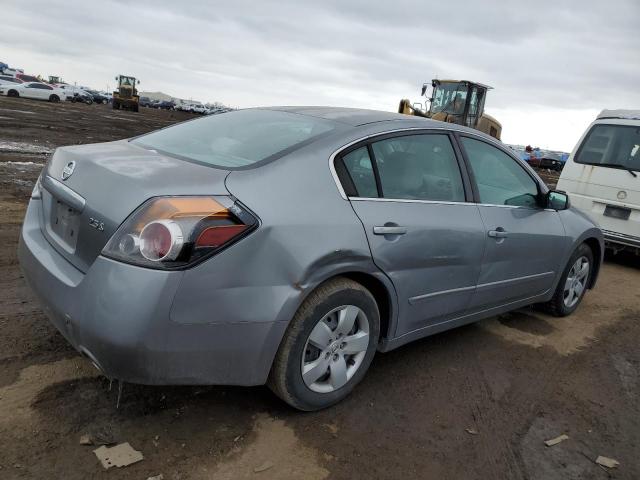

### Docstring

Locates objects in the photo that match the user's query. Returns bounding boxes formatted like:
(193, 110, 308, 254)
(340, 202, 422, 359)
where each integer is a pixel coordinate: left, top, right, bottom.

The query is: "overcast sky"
(2, 0, 639, 151)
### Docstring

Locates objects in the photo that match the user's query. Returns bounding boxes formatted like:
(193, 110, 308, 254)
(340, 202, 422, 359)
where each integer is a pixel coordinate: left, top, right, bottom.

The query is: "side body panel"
(349, 199, 485, 336)
(469, 205, 566, 310)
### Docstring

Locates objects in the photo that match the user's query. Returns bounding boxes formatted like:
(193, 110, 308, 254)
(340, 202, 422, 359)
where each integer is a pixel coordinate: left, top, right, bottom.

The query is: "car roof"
(597, 109, 640, 121)
(259, 106, 444, 127)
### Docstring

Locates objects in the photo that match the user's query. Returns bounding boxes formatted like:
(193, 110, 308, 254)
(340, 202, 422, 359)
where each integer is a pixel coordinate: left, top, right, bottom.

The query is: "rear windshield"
(131, 109, 338, 169)
(575, 124, 640, 171)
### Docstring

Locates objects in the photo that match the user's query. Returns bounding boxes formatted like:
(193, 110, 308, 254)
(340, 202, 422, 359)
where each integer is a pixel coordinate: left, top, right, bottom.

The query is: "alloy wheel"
(563, 256, 589, 308)
(301, 305, 370, 393)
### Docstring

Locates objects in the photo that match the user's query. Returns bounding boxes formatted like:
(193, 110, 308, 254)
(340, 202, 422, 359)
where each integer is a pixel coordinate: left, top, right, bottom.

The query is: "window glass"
(461, 137, 539, 207)
(371, 134, 465, 201)
(132, 109, 338, 168)
(575, 124, 640, 171)
(341, 147, 378, 198)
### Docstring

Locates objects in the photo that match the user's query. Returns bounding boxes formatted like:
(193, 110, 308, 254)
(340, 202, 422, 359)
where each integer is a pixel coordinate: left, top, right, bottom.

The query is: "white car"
(58, 84, 90, 101)
(0, 75, 24, 87)
(192, 104, 206, 114)
(557, 109, 640, 254)
(0, 82, 64, 102)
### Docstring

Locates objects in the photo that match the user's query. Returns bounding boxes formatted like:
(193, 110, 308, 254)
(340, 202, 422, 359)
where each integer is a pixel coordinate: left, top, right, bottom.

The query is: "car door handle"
(373, 226, 407, 235)
(488, 229, 508, 239)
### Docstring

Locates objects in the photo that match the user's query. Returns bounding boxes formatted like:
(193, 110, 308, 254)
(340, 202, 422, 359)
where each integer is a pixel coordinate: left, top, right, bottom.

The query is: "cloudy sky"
(2, 0, 639, 151)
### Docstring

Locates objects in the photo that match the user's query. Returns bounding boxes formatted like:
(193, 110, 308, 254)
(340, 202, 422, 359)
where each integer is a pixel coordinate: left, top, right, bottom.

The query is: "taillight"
(102, 196, 257, 269)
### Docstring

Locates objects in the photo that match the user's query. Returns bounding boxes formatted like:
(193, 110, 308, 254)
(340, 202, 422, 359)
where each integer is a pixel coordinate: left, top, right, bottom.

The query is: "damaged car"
(19, 107, 603, 410)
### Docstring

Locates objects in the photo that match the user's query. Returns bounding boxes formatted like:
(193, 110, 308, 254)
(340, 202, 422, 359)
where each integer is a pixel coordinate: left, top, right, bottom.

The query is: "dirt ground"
(0, 96, 638, 480)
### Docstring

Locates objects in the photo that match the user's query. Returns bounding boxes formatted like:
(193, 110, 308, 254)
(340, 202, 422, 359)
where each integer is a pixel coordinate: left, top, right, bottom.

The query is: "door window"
(371, 134, 465, 202)
(341, 147, 378, 198)
(461, 137, 539, 208)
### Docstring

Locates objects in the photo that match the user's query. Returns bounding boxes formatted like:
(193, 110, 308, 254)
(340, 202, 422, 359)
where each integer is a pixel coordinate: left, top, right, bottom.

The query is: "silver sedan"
(19, 107, 603, 410)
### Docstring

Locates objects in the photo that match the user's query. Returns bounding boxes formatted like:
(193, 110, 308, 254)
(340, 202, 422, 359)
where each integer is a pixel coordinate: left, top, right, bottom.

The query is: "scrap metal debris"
(147, 475, 164, 480)
(465, 428, 479, 435)
(94, 442, 143, 469)
(595, 456, 620, 469)
(544, 434, 569, 447)
(253, 461, 274, 473)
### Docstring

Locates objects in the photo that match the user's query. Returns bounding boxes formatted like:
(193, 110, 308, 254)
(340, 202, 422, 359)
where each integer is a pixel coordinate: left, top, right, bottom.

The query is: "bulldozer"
(112, 75, 140, 112)
(398, 79, 502, 140)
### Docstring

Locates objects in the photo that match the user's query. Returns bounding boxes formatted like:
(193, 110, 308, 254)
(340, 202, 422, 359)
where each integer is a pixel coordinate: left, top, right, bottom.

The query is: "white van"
(557, 110, 640, 253)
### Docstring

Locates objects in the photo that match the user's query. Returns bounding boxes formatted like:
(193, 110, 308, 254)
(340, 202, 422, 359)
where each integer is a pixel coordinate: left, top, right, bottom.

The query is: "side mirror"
(114, 76, 118, 81)
(546, 190, 570, 210)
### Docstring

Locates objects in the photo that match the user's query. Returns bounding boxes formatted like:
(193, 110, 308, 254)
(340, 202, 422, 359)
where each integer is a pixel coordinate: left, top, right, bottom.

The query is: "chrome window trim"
(350, 197, 475, 207)
(327, 126, 542, 209)
(328, 126, 451, 200)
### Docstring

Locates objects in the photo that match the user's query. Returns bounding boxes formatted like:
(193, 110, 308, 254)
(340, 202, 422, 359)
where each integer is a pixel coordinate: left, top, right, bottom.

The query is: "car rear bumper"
(18, 198, 288, 386)
(603, 229, 640, 250)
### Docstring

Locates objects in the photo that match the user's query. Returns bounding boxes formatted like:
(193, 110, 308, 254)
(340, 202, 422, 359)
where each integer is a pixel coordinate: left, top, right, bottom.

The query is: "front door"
(459, 136, 567, 310)
(339, 132, 486, 337)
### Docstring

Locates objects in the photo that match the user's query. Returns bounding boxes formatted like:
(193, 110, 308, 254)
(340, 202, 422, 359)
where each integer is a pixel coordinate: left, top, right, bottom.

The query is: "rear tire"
(269, 278, 380, 411)
(8, 90, 19, 98)
(541, 243, 593, 317)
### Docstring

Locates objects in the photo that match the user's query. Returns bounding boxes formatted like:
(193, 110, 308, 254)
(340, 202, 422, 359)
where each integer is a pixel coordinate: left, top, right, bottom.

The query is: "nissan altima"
(19, 107, 603, 410)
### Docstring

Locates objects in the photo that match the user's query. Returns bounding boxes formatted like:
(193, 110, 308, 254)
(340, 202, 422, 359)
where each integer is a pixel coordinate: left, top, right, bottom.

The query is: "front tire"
(8, 90, 19, 98)
(49, 94, 60, 103)
(269, 278, 380, 411)
(542, 243, 593, 316)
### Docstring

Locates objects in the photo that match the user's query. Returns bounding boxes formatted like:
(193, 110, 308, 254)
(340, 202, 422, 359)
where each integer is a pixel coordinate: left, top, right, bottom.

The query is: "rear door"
(337, 131, 486, 337)
(458, 135, 566, 310)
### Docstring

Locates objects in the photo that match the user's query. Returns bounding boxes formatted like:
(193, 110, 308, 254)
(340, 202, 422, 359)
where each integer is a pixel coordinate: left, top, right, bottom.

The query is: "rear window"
(131, 109, 338, 169)
(575, 124, 640, 171)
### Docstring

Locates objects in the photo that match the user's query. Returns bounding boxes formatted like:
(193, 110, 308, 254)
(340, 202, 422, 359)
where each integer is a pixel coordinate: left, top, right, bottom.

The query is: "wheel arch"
(583, 236, 602, 288)
(291, 269, 398, 347)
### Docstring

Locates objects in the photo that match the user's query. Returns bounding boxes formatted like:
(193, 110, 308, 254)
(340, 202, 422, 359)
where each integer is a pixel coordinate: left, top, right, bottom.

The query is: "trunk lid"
(41, 140, 230, 273)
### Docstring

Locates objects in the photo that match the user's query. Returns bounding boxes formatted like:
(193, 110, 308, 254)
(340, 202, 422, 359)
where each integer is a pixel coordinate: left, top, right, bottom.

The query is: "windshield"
(430, 82, 468, 115)
(131, 109, 339, 169)
(120, 76, 135, 86)
(575, 124, 640, 172)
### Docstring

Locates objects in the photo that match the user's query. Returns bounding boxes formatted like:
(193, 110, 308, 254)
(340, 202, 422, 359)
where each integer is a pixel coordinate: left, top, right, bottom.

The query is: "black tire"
(133, 104, 139, 112)
(268, 277, 380, 411)
(8, 90, 19, 98)
(49, 95, 60, 103)
(541, 243, 593, 317)
(112, 101, 119, 110)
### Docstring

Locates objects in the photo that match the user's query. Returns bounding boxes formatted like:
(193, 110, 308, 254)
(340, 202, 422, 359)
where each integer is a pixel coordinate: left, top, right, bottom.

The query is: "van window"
(575, 124, 640, 171)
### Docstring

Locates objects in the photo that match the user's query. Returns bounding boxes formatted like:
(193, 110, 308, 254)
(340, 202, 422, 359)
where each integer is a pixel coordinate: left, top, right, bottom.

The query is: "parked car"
(526, 152, 565, 171)
(0, 75, 24, 86)
(154, 100, 175, 110)
(86, 90, 110, 104)
(557, 109, 640, 254)
(58, 84, 88, 102)
(139, 96, 154, 107)
(192, 104, 206, 114)
(16, 73, 41, 83)
(19, 107, 603, 411)
(0, 82, 63, 102)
